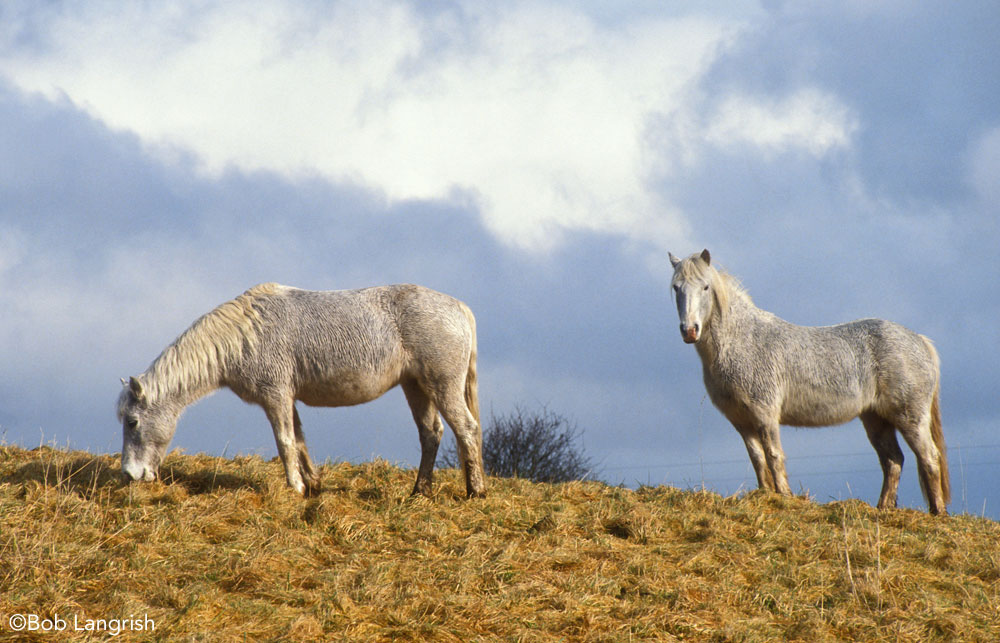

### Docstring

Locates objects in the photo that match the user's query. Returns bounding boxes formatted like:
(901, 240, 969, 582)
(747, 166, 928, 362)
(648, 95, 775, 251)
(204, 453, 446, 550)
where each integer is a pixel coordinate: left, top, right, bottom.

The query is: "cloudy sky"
(1, 1, 998, 516)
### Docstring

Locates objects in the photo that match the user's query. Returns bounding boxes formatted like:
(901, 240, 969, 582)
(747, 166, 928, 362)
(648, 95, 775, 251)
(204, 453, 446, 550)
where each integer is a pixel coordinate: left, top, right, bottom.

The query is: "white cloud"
(705, 89, 857, 156)
(1, 2, 860, 251)
(0, 1, 740, 251)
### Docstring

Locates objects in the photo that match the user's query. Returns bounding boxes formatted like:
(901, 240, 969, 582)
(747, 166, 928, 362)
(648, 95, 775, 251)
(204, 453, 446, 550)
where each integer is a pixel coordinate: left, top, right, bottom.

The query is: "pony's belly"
(296, 376, 398, 407)
(773, 364, 870, 426)
(780, 396, 862, 427)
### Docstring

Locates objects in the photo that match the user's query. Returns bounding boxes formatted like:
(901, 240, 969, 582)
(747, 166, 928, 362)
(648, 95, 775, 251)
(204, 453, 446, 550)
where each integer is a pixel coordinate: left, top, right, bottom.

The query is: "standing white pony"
(669, 250, 949, 514)
(118, 283, 487, 499)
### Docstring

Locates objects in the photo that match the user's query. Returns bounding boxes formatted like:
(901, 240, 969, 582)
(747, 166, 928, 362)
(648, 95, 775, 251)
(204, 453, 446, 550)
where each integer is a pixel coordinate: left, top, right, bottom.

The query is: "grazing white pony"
(669, 250, 949, 514)
(118, 283, 487, 498)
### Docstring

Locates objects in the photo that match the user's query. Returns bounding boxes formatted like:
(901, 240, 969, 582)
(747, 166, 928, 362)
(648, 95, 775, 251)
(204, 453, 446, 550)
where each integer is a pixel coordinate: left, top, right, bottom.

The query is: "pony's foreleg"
(758, 419, 792, 496)
(263, 398, 307, 496)
(860, 412, 904, 510)
(402, 380, 444, 498)
(734, 424, 776, 492)
(292, 406, 321, 496)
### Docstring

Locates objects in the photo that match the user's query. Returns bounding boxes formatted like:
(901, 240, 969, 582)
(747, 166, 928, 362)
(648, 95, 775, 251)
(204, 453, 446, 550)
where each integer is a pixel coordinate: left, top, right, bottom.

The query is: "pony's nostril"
(122, 461, 146, 483)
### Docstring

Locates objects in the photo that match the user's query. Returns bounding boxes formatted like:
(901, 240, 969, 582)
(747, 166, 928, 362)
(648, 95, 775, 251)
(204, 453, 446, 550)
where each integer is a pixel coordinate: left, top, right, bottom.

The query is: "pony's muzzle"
(121, 463, 157, 483)
(681, 323, 700, 343)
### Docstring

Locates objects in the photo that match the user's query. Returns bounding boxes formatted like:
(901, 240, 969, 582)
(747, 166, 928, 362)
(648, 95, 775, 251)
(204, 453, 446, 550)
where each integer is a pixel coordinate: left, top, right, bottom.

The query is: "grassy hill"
(1, 445, 998, 642)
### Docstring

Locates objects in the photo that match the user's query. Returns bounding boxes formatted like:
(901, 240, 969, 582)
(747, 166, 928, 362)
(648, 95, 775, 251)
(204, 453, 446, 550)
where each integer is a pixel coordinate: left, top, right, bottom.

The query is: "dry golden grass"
(2, 445, 999, 642)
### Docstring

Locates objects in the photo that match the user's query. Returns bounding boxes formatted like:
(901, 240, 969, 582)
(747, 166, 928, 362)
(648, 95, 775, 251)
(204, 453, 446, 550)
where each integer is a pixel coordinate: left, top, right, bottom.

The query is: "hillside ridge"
(1, 445, 998, 641)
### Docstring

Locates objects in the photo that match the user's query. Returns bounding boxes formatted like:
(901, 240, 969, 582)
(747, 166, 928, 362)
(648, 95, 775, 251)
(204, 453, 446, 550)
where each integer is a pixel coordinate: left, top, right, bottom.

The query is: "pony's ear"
(700, 249, 711, 265)
(669, 252, 681, 267)
(128, 376, 146, 401)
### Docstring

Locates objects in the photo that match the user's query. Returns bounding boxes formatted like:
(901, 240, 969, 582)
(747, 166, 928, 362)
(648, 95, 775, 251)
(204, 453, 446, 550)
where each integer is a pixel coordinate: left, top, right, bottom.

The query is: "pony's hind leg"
(402, 379, 444, 498)
(432, 384, 487, 499)
(292, 406, 321, 496)
(860, 411, 904, 510)
(896, 409, 948, 515)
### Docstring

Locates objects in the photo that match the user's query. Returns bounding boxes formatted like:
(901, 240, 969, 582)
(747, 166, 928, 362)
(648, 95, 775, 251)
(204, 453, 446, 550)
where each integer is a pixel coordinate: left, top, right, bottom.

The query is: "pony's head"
(668, 249, 727, 344)
(117, 376, 180, 484)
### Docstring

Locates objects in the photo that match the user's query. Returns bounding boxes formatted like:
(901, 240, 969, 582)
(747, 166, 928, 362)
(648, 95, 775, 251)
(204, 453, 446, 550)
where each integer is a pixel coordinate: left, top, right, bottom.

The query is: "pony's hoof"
(411, 480, 434, 498)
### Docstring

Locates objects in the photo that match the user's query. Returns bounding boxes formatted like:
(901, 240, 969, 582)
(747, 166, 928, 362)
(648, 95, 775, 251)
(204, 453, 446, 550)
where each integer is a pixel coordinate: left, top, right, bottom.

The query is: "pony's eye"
(126, 418, 139, 431)
(703, 285, 709, 291)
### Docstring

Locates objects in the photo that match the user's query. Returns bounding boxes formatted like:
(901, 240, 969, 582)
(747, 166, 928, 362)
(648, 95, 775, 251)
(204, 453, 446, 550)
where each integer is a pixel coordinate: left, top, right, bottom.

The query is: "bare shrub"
(439, 406, 594, 483)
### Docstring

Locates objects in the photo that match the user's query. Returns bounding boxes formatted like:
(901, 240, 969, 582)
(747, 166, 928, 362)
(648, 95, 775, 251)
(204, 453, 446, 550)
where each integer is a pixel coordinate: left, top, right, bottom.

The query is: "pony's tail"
(924, 335, 951, 506)
(462, 304, 481, 429)
(931, 384, 950, 505)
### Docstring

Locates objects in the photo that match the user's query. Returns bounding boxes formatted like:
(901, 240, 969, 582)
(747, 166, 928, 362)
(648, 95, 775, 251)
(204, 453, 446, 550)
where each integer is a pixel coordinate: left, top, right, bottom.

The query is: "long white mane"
(139, 283, 280, 404)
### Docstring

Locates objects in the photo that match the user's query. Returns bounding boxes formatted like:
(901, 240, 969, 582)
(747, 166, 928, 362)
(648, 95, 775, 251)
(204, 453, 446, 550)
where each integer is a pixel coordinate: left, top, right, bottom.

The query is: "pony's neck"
(137, 285, 268, 412)
(143, 350, 223, 411)
(695, 314, 723, 365)
(695, 273, 753, 365)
